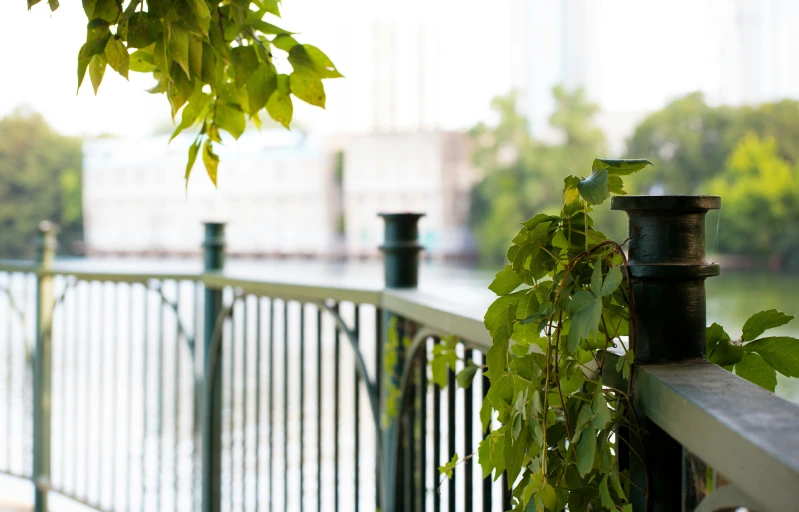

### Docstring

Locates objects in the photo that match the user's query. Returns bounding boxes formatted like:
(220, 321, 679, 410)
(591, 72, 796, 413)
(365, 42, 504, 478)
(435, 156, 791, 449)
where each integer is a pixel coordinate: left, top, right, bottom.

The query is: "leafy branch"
(428, 158, 799, 511)
(28, 0, 342, 186)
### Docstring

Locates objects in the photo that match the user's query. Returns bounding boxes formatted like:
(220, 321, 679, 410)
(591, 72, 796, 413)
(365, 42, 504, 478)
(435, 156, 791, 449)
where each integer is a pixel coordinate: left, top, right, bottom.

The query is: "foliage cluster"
(432, 159, 799, 511)
(0, 109, 83, 258)
(29, 0, 340, 186)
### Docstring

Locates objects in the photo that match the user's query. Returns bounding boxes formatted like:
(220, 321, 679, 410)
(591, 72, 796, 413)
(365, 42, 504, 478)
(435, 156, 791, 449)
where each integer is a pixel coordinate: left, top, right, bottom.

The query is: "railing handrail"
(0, 259, 491, 349)
(633, 361, 799, 512)
(5, 256, 799, 512)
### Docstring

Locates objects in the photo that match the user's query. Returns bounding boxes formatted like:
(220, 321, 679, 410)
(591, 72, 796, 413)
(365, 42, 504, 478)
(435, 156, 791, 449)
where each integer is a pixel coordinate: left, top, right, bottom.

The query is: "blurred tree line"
(0, 108, 83, 258)
(469, 90, 799, 269)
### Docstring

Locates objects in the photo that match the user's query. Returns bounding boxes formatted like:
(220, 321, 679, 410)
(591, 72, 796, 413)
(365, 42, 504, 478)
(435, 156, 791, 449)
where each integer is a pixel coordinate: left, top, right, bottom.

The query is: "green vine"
(431, 158, 799, 511)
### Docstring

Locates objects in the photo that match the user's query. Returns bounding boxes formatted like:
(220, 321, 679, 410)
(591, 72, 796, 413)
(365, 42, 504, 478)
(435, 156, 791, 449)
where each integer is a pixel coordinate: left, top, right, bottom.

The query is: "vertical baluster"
(269, 299, 275, 512)
(374, 307, 382, 510)
(254, 298, 263, 512)
(241, 297, 248, 510)
(110, 285, 119, 509)
(192, 281, 200, 512)
(84, 282, 92, 501)
(228, 297, 236, 511)
(126, 284, 134, 512)
(403, 366, 414, 512)
(173, 283, 182, 512)
(432, 338, 441, 512)
(333, 302, 340, 512)
(59, 279, 68, 491)
(283, 300, 289, 510)
(157, 284, 165, 512)
(480, 352, 491, 512)
(5, 273, 13, 471)
(142, 285, 150, 512)
(200, 222, 225, 512)
(447, 362, 456, 512)
(299, 303, 305, 512)
(418, 340, 428, 512)
(98, 283, 106, 507)
(353, 305, 360, 512)
(72, 282, 81, 498)
(316, 306, 322, 512)
(464, 349, 474, 512)
(502, 473, 511, 511)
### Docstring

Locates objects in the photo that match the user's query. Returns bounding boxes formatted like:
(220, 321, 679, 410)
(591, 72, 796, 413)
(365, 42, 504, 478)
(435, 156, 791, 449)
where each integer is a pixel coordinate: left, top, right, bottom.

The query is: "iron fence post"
(612, 196, 721, 512)
(201, 222, 225, 512)
(33, 221, 57, 512)
(378, 213, 424, 512)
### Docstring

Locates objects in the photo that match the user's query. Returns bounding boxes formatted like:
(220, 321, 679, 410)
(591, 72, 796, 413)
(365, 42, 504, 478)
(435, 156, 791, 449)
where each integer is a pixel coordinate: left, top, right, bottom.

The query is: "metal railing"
(1, 207, 798, 512)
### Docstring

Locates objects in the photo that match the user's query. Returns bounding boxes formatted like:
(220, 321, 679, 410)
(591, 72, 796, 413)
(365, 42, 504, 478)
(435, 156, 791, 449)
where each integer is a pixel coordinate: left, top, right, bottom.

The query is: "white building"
(82, 130, 479, 259)
(342, 131, 478, 260)
(82, 131, 338, 257)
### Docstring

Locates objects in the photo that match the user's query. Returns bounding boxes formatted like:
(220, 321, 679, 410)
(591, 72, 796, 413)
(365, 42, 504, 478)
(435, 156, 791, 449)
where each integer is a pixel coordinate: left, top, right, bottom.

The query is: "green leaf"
(477, 438, 493, 479)
(438, 453, 458, 479)
(503, 427, 528, 483)
(251, 20, 293, 35)
(457, 360, 480, 388)
(515, 289, 539, 319)
(576, 169, 609, 205)
(88, 53, 107, 95)
(171, 88, 210, 140)
(272, 34, 299, 52)
(607, 174, 626, 195)
(246, 64, 278, 114)
(623, 505, 633, 512)
(592, 389, 611, 429)
(742, 309, 794, 342)
(288, 44, 343, 79)
(485, 338, 508, 384)
(593, 158, 653, 176)
(77, 19, 111, 91)
(576, 424, 596, 476)
(522, 213, 559, 230)
(540, 483, 557, 511)
(479, 395, 492, 433)
(130, 50, 156, 72)
(431, 337, 457, 389)
(485, 293, 522, 345)
(706, 323, 731, 355)
(202, 138, 219, 186)
(489, 266, 523, 296)
(735, 352, 777, 391)
(105, 37, 130, 79)
(127, 12, 159, 49)
(708, 336, 743, 366)
(568, 291, 603, 354)
(590, 258, 603, 296)
(290, 73, 326, 108)
(216, 103, 246, 139)
(185, 138, 201, 183)
(231, 45, 258, 87)
(744, 336, 799, 377)
(599, 476, 614, 510)
(186, 0, 211, 35)
(168, 22, 191, 78)
(266, 74, 293, 128)
(600, 265, 623, 297)
(83, 0, 120, 23)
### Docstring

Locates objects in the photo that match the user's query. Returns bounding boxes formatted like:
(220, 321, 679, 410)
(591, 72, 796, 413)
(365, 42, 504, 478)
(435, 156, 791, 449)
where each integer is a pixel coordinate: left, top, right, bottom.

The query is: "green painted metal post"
(378, 213, 423, 512)
(33, 221, 57, 512)
(611, 196, 721, 512)
(201, 222, 225, 512)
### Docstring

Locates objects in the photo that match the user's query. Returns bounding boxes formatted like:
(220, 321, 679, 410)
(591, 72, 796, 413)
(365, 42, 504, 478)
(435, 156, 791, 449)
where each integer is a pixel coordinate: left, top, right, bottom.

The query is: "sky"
(2, 0, 799, 140)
